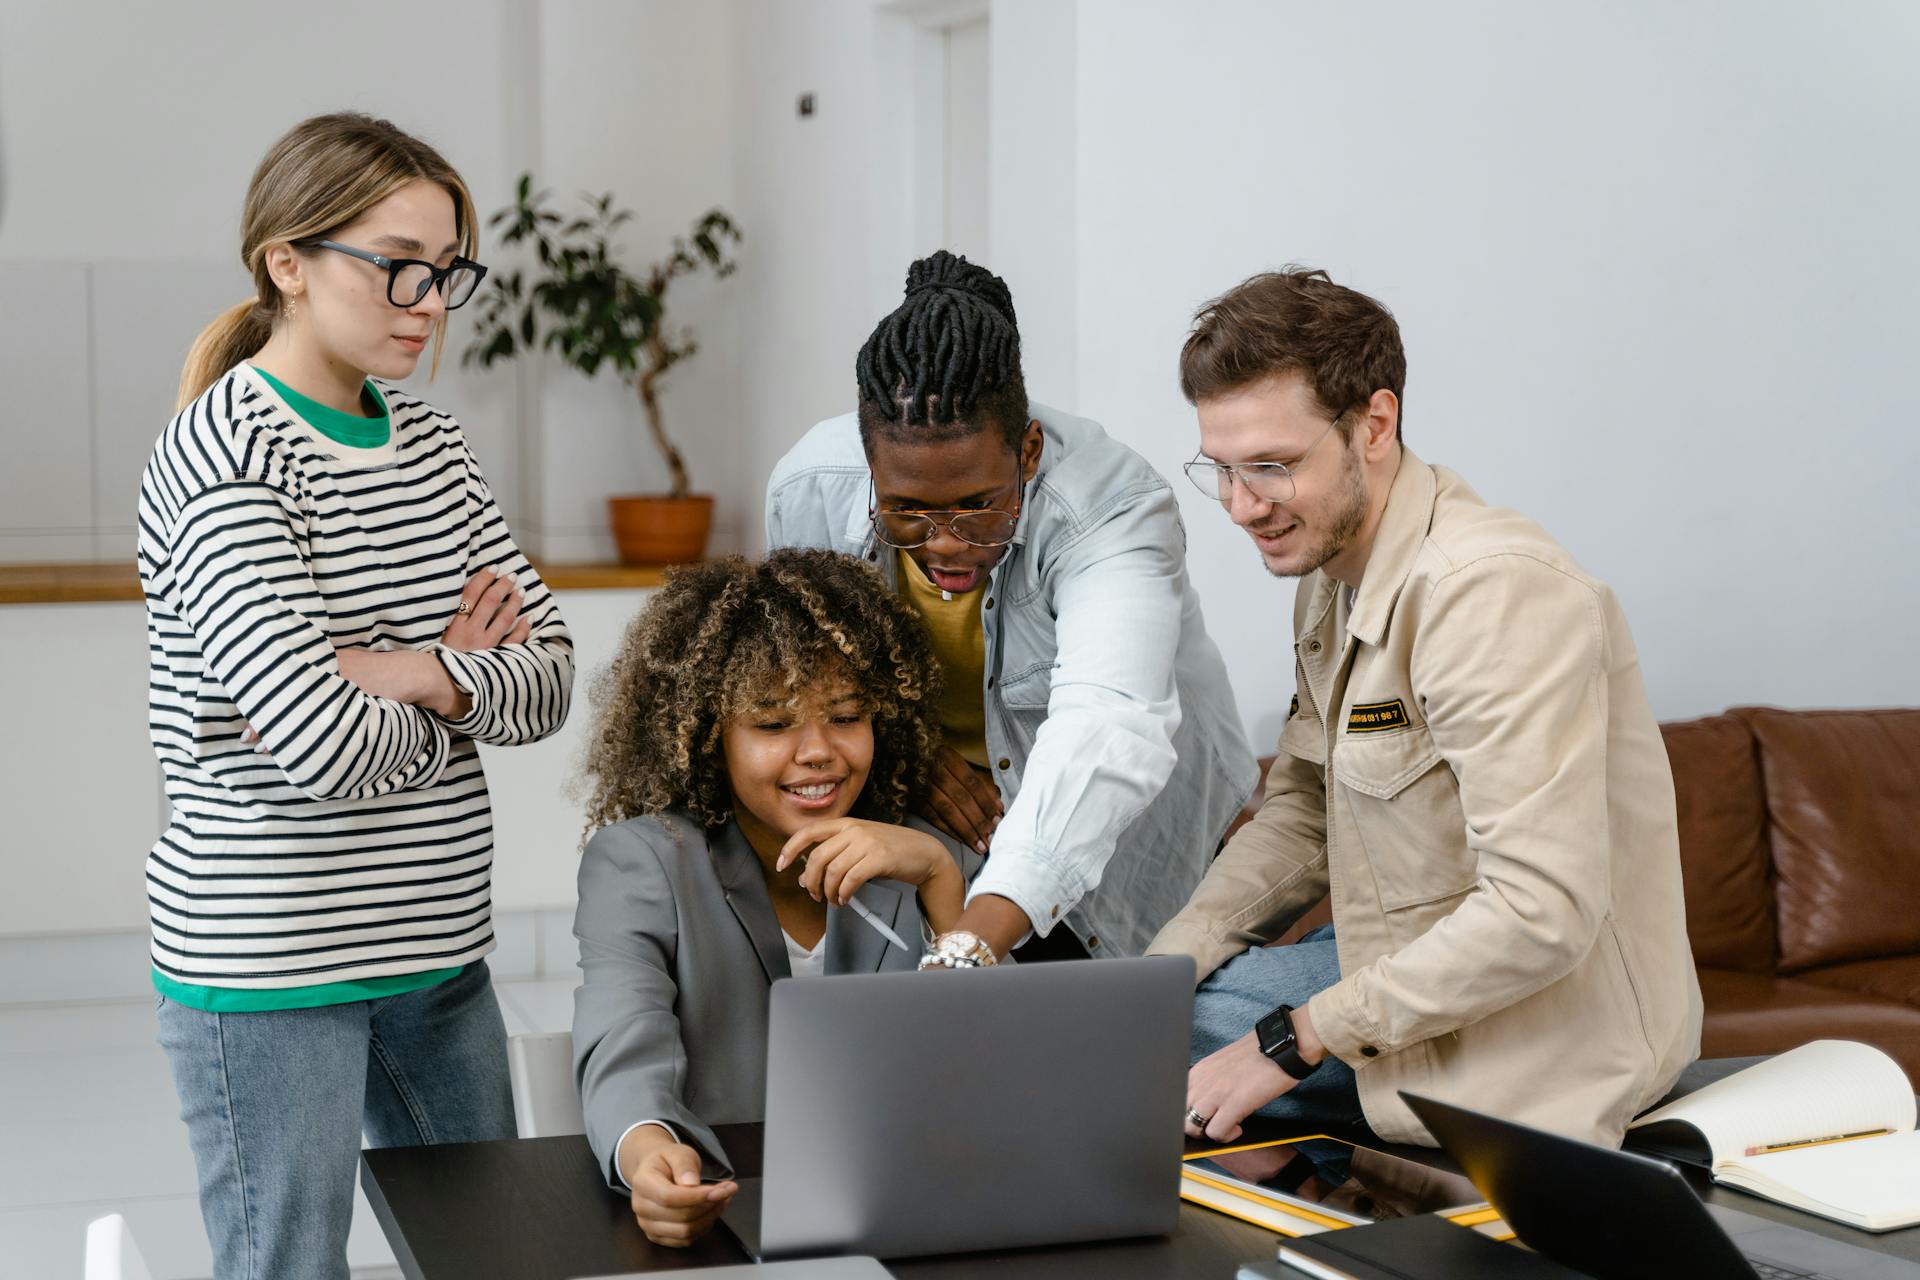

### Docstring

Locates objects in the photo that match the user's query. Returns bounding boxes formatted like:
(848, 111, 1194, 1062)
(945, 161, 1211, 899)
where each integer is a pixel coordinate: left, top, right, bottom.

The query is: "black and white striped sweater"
(136, 364, 574, 988)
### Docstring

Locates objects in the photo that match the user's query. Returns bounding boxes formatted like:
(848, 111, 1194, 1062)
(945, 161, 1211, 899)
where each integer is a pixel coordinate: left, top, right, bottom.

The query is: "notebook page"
(1628, 1041, 1915, 1165)
(1723, 1129, 1920, 1229)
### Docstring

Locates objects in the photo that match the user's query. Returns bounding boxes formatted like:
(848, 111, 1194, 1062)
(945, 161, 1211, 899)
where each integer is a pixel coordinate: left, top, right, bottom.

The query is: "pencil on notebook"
(1744, 1128, 1892, 1157)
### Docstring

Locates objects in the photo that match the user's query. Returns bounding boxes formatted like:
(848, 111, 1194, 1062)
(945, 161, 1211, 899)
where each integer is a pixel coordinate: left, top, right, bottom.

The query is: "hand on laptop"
(1183, 1010, 1328, 1143)
(617, 1124, 737, 1248)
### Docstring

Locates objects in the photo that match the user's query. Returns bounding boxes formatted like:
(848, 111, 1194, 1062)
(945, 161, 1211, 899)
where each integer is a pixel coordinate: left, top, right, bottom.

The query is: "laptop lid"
(743, 956, 1192, 1260)
(577, 1262, 892, 1280)
(1402, 1092, 1920, 1280)
(1400, 1090, 1759, 1278)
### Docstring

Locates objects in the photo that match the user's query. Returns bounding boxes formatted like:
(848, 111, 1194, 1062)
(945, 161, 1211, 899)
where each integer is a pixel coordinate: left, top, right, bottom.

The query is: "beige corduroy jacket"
(1148, 449, 1702, 1147)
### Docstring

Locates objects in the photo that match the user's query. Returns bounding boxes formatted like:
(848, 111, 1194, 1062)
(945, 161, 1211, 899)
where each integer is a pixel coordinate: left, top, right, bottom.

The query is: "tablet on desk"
(1182, 1135, 1491, 1236)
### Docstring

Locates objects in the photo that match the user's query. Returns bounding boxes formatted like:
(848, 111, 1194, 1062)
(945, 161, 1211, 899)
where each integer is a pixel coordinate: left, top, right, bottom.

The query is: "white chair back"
(507, 1030, 586, 1138)
(84, 1213, 154, 1280)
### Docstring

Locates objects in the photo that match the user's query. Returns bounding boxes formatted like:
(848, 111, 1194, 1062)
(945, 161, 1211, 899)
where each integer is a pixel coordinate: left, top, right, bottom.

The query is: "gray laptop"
(722, 955, 1193, 1261)
(1403, 1091, 1920, 1279)
(577, 1261, 893, 1279)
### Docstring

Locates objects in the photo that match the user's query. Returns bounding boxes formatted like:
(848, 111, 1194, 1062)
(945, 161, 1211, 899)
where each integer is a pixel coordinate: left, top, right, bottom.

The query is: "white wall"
(529, 0, 746, 560)
(0, 1, 736, 939)
(483, 588, 656, 912)
(0, 1, 517, 262)
(8, 0, 1919, 941)
(0, 0, 749, 563)
(0, 588, 648, 938)
(0, 0, 526, 559)
(728, 0, 944, 549)
(989, 0, 1078, 406)
(1058, 0, 1920, 745)
(0, 603, 159, 935)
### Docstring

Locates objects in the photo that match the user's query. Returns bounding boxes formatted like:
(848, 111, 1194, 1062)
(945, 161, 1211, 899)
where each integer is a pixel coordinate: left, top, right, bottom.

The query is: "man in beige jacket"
(1151, 269, 1701, 1149)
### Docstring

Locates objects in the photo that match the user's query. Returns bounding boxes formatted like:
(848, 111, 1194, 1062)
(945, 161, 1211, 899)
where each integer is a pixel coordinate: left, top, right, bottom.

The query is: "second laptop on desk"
(722, 955, 1194, 1262)
(1403, 1090, 1920, 1280)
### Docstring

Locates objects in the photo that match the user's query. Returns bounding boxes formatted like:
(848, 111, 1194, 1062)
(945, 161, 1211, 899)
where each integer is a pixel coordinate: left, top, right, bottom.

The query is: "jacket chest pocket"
(1331, 727, 1474, 913)
(996, 658, 1055, 711)
(991, 659, 1055, 760)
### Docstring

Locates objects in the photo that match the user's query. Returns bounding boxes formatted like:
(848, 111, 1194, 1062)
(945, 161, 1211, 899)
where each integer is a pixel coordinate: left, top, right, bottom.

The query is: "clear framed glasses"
(868, 461, 1025, 549)
(1183, 414, 1344, 505)
(298, 239, 489, 309)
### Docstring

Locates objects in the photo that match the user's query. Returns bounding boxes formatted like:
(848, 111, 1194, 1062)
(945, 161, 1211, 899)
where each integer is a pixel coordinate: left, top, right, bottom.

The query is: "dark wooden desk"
(361, 1115, 1920, 1278)
(363, 1120, 1283, 1279)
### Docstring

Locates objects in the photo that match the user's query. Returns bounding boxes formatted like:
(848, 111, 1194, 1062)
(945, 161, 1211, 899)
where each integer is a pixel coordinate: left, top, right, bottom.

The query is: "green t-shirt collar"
(249, 364, 391, 449)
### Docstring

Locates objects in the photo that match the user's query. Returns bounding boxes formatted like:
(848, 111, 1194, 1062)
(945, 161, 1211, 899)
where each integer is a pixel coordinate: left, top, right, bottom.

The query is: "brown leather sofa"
(1227, 706, 1920, 1079)
(1664, 706, 1920, 1079)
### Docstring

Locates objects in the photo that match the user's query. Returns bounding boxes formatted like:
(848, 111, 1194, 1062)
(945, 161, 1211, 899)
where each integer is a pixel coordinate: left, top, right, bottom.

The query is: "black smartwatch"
(1255, 1003, 1320, 1080)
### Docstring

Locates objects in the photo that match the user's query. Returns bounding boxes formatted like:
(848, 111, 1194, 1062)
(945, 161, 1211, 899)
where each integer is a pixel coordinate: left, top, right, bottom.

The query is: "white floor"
(0, 978, 580, 1280)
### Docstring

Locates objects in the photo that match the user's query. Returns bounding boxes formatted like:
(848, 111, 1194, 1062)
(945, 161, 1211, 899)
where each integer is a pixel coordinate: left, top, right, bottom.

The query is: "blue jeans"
(1191, 925, 1367, 1130)
(154, 961, 516, 1280)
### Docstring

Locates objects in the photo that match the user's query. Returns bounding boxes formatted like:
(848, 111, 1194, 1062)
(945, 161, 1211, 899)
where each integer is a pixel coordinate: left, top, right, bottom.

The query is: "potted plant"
(464, 175, 742, 565)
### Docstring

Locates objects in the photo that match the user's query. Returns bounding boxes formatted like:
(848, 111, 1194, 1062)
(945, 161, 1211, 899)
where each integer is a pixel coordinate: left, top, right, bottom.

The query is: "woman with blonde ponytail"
(138, 113, 575, 1280)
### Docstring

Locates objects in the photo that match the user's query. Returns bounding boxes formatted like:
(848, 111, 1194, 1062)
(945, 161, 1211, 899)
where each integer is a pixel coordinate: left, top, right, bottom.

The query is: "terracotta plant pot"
(607, 495, 714, 566)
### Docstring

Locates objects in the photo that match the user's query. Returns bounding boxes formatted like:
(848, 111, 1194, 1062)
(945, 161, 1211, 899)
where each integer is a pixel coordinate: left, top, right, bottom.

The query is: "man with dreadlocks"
(766, 250, 1256, 967)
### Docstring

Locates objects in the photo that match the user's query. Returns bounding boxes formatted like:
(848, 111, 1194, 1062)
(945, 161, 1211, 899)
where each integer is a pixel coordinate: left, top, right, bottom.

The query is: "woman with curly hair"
(572, 548, 977, 1248)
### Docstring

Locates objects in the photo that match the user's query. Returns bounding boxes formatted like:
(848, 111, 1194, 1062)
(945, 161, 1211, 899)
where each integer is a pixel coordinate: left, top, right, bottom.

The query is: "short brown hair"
(1179, 268, 1406, 440)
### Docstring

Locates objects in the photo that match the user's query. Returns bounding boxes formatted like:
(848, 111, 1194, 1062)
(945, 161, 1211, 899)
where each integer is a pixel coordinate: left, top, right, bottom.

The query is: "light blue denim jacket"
(765, 403, 1257, 957)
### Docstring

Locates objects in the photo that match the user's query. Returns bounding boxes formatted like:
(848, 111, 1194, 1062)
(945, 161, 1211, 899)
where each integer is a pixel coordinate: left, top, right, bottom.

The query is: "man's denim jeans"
(155, 960, 515, 1280)
(1191, 925, 1367, 1130)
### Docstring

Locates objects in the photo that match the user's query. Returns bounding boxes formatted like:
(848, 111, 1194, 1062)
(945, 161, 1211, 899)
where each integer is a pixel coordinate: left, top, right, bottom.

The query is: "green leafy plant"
(464, 174, 742, 499)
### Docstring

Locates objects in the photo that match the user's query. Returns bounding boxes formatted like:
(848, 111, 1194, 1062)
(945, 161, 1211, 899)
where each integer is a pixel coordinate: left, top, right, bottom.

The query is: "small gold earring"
(282, 298, 297, 322)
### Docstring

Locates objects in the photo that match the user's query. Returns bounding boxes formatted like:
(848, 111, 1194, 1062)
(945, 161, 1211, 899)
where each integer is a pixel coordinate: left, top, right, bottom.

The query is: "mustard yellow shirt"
(895, 552, 990, 768)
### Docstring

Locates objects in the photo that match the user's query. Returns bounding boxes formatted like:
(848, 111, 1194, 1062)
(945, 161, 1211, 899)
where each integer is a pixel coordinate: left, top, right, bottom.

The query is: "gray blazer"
(572, 811, 977, 1185)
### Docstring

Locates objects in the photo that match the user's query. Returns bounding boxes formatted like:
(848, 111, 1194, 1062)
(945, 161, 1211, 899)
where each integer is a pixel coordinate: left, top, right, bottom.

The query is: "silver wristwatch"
(917, 929, 998, 971)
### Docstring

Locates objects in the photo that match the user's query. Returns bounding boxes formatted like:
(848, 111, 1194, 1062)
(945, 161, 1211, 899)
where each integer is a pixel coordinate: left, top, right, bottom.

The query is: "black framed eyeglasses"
(298, 239, 488, 309)
(868, 459, 1026, 549)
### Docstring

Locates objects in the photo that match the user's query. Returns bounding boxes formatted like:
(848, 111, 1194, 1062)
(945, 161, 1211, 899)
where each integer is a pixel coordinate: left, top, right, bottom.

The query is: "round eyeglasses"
(872, 507, 1020, 549)
(1183, 415, 1343, 505)
(298, 239, 489, 310)
(868, 463, 1025, 549)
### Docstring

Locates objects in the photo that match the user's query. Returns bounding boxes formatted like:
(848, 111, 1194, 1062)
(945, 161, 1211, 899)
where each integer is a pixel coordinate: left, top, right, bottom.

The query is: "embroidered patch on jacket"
(1347, 699, 1411, 733)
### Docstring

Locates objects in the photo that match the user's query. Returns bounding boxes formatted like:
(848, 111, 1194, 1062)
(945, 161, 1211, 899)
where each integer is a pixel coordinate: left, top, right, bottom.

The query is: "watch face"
(1258, 1006, 1296, 1056)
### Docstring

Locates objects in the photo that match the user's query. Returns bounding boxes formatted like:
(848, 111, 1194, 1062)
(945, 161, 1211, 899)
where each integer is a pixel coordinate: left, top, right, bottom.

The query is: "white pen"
(847, 895, 909, 951)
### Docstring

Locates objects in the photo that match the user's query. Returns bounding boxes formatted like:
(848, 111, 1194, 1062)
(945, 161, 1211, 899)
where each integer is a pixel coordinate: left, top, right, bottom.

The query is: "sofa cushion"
(1799, 956, 1920, 1010)
(1741, 707, 1920, 973)
(1696, 968, 1920, 1082)
(1659, 714, 1774, 973)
